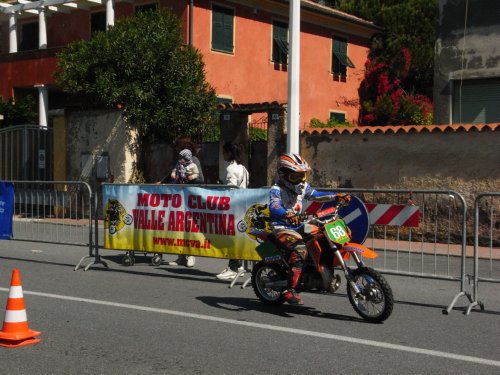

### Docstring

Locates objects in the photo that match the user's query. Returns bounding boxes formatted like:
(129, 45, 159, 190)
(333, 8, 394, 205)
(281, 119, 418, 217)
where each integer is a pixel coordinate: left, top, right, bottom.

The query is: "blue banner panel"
(0, 181, 14, 240)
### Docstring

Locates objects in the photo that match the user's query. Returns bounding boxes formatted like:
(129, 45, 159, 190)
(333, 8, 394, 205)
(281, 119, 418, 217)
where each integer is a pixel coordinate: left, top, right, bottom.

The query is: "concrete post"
(106, 0, 115, 28)
(35, 84, 48, 128)
(38, 8, 47, 49)
(9, 13, 17, 53)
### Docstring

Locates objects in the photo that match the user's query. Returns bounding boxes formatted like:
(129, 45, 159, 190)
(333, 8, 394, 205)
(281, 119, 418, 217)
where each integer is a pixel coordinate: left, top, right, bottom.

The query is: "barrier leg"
(443, 290, 473, 314)
(228, 260, 253, 289)
(465, 300, 485, 315)
(229, 268, 246, 289)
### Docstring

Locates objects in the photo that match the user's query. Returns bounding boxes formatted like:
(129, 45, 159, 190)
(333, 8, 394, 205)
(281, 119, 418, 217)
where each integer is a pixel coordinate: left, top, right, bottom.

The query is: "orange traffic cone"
(0, 269, 41, 347)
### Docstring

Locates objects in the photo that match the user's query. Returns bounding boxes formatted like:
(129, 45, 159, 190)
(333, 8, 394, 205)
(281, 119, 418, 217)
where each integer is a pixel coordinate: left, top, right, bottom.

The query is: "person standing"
(170, 149, 199, 184)
(167, 136, 204, 268)
(216, 141, 250, 280)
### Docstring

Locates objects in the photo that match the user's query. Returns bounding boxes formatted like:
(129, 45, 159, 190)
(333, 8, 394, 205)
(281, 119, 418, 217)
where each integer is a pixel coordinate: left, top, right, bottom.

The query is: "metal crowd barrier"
(6, 180, 498, 316)
(7, 180, 93, 255)
(465, 192, 500, 314)
(318, 188, 470, 311)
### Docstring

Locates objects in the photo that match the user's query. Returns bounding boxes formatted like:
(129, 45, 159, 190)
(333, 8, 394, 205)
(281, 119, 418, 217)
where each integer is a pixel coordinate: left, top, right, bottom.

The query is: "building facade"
(0, 0, 380, 129)
(434, 0, 500, 124)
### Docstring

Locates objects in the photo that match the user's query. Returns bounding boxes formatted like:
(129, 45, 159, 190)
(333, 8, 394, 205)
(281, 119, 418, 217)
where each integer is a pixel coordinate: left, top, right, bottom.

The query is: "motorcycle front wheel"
(347, 267, 394, 323)
(251, 262, 287, 305)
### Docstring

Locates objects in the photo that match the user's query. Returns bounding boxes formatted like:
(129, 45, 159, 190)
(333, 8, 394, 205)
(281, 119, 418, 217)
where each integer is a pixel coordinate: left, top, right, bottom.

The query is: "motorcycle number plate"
(325, 219, 350, 245)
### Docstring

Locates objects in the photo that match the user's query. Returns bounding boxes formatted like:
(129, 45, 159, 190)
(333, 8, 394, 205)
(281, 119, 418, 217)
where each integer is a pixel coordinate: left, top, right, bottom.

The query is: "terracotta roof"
(302, 123, 500, 135)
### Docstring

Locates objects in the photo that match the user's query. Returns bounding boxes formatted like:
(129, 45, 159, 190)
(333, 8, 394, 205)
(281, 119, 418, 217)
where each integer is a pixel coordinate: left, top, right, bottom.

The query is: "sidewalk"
(366, 238, 500, 260)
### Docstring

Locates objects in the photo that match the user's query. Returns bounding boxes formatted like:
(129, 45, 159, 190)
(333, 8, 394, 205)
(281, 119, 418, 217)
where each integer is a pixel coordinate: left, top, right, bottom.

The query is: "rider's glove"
(285, 210, 301, 226)
(335, 193, 351, 203)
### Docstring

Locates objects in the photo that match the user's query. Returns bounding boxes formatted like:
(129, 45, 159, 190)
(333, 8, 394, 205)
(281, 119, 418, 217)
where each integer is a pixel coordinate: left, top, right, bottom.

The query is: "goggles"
(286, 171, 307, 184)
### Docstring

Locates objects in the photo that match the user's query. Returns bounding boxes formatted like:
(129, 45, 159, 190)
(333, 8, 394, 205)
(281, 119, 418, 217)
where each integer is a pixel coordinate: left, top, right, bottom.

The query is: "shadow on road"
(4, 254, 499, 316)
(196, 295, 368, 323)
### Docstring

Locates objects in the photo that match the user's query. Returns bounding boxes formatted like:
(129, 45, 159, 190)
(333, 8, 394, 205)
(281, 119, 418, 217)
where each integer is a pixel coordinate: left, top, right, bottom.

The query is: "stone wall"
(62, 109, 500, 203)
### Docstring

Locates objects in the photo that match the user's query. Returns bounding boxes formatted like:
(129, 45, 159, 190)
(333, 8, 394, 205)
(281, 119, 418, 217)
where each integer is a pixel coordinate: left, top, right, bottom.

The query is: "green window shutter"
(212, 6, 234, 53)
(332, 38, 354, 77)
(272, 21, 288, 64)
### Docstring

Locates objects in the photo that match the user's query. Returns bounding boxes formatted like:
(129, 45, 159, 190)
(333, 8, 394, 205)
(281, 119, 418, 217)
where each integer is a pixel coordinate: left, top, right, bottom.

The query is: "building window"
(19, 22, 38, 51)
(135, 3, 158, 14)
(329, 112, 346, 124)
(272, 20, 288, 64)
(212, 5, 234, 53)
(332, 37, 354, 81)
(91, 12, 106, 37)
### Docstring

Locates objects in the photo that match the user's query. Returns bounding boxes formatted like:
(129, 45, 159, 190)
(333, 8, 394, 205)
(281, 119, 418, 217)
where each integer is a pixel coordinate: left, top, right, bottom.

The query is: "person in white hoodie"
(216, 141, 249, 280)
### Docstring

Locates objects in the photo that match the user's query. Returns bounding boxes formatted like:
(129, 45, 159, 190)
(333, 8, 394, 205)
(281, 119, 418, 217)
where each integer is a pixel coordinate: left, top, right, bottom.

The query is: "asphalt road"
(0, 240, 499, 375)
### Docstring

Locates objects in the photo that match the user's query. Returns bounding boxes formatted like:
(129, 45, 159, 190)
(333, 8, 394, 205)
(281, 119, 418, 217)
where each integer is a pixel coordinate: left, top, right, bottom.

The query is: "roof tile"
(302, 123, 500, 135)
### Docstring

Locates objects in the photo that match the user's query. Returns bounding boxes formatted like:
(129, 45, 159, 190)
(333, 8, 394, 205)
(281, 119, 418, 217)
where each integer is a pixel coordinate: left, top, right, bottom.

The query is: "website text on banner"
(103, 184, 273, 261)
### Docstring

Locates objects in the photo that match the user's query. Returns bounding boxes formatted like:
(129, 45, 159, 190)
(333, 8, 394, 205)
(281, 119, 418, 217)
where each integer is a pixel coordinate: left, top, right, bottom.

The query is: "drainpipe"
(188, 0, 193, 45)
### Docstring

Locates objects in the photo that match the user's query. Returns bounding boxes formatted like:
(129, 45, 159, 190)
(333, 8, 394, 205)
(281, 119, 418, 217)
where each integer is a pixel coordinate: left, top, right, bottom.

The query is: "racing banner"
(0, 181, 14, 240)
(102, 184, 270, 260)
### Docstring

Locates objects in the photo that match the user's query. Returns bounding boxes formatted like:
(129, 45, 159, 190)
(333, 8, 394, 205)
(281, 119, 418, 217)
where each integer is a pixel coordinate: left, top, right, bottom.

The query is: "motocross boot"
(283, 267, 304, 305)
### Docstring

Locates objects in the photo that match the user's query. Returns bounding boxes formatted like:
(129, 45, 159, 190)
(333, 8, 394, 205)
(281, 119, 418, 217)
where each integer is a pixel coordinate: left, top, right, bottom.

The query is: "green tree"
(55, 8, 218, 147)
(335, 0, 438, 98)
(0, 96, 37, 128)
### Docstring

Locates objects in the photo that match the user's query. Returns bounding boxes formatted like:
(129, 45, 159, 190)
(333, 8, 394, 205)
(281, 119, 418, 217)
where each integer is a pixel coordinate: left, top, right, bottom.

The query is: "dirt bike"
(251, 203, 394, 323)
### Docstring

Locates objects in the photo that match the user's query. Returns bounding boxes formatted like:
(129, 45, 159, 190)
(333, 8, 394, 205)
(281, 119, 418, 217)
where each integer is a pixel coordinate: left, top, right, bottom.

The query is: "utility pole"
(287, 0, 300, 153)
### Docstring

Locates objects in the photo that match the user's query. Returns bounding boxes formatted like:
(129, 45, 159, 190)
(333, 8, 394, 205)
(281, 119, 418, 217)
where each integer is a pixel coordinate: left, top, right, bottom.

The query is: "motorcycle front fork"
(334, 250, 365, 298)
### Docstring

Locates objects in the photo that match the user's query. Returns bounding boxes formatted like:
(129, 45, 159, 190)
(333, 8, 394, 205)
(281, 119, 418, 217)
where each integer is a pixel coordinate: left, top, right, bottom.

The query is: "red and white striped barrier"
(365, 203, 420, 227)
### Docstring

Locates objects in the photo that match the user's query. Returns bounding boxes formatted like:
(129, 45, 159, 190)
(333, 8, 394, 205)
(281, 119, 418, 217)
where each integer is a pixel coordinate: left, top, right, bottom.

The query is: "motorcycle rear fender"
(343, 242, 379, 259)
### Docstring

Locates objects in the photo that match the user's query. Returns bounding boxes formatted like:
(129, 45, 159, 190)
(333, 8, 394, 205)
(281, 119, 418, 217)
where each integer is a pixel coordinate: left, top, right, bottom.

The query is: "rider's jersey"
(269, 182, 336, 229)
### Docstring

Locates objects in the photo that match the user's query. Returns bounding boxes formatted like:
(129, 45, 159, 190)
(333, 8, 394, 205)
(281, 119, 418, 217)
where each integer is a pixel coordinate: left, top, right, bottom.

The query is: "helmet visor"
(286, 171, 307, 184)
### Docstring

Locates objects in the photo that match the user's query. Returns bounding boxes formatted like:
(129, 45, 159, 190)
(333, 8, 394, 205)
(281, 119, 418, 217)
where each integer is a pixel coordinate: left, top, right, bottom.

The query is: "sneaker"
(168, 256, 186, 266)
(216, 267, 245, 280)
(283, 290, 304, 305)
(185, 256, 196, 267)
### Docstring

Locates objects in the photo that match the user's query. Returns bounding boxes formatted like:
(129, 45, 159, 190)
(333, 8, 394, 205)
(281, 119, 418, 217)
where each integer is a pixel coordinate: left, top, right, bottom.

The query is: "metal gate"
(0, 124, 53, 181)
(248, 115, 268, 188)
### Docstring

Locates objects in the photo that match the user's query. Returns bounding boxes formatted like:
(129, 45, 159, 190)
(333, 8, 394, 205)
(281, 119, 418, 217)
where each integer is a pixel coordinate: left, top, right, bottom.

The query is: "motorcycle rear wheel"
(251, 262, 287, 305)
(347, 267, 394, 323)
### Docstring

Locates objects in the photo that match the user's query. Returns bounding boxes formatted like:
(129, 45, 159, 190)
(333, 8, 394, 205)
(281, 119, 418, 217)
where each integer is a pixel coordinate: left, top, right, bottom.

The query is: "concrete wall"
(60, 109, 499, 208)
(301, 125, 500, 205)
(65, 109, 134, 187)
(433, 0, 500, 124)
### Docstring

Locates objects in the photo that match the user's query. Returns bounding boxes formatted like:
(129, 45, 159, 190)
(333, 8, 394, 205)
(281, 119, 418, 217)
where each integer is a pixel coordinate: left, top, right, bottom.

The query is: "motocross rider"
(269, 153, 350, 305)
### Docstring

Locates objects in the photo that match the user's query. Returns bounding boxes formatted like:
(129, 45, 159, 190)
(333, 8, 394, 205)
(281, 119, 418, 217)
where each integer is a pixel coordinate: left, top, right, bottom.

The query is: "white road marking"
(0, 287, 498, 367)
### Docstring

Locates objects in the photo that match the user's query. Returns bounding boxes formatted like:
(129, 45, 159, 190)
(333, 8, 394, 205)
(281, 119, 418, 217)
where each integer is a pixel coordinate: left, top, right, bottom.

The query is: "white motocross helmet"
(277, 153, 311, 194)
